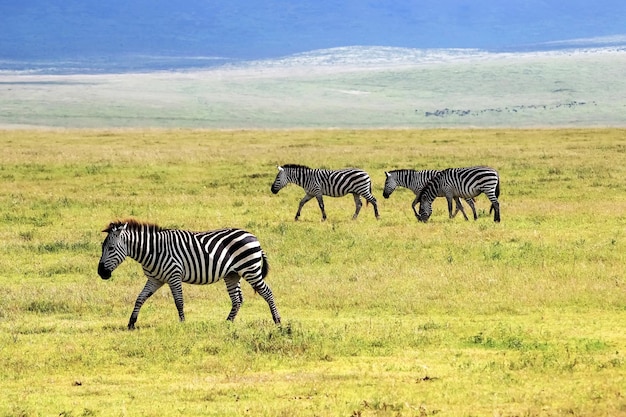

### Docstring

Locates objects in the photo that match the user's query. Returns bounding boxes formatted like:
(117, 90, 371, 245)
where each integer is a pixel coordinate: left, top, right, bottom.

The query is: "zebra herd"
(271, 164, 500, 224)
(98, 164, 500, 329)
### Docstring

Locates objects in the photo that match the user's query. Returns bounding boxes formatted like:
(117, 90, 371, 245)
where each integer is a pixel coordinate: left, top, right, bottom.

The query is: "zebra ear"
(121, 223, 128, 231)
(385, 171, 390, 177)
(277, 166, 284, 171)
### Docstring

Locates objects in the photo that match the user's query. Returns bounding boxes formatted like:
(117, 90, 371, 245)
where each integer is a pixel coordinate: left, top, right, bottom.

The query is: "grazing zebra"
(271, 164, 380, 221)
(383, 169, 478, 221)
(97, 219, 281, 329)
(417, 166, 501, 223)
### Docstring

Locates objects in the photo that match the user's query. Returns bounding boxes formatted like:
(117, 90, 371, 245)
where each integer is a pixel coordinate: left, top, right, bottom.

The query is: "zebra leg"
(366, 195, 380, 219)
(453, 197, 469, 221)
(446, 196, 456, 219)
(296, 194, 315, 221)
(351, 193, 363, 220)
(466, 198, 478, 220)
(224, 274, 244, 322)
(491, 200, 501, 222)
(128, 278, 164, 330)
(315, 195, 327, 221)
(168, 279, 185, 323)
(250, 280, 281, 325)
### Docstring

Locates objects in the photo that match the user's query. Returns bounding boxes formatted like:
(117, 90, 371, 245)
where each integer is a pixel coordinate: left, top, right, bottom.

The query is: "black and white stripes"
(383, 169, 478, 221)
(98, 219, 281, 329)
(416, 166, 501, 223)
(271, 164, 380, 221)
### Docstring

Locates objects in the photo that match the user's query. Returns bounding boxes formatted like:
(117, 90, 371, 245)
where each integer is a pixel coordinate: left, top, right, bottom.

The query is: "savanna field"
(0, 128, 625, 416)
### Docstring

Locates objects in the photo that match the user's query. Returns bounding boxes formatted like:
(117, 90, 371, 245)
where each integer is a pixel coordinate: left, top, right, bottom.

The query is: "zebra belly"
(445, 185, 480, 199)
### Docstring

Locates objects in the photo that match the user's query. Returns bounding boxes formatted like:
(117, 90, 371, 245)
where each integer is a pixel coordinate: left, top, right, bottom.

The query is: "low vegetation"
(2, 49, 625, 129)
(1, 128, 625, 416)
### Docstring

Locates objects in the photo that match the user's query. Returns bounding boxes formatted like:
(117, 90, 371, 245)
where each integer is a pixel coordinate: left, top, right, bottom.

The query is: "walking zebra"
(417, 166, 501, 223)
(97, 219, 281, 329)
(271, 164, 380, 221)
(383, 169, 477, 221)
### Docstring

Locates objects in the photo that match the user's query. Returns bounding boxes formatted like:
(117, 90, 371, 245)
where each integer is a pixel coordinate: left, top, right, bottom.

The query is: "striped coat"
(98, 219, 281, 329)
(417, 166, 501, 222)
(271, 164, 380, 221)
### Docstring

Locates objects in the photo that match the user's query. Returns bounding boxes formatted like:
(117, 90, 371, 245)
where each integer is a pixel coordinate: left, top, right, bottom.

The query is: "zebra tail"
(250, 252, 271, 296)
(489, 178, 501, 214)
(366, 183, 373, 207)
(261, 251, 270, 279)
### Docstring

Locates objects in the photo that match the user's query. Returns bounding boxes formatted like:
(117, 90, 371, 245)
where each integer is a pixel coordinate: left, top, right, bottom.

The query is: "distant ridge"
(522, 34, 626, 50)
(227, 43, 626, 74)
(3, 36, 626, 75)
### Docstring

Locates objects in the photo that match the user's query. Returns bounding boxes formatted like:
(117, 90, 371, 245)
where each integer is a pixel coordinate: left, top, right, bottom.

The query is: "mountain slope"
(1, 46, 624, 129)
(2, 0, 626, 64)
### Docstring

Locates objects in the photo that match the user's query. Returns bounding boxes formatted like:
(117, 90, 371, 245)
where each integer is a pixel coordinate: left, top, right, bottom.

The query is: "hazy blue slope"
(2, 0, 626, 63)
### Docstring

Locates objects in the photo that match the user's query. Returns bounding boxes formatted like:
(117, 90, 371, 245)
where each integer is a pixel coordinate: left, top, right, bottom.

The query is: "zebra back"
(100, 220, 266, 285)
(384, 169, 440, 197)
(320, 168, 373, 197)
(277, 164, 373, 198)
(418, 167, 498, 200)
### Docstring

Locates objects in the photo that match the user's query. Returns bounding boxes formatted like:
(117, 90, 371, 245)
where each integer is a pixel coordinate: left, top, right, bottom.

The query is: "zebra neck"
(395, 175, 412, 188)
(394, 172, 417, 189)
(125, 229, 160, 266)
(287, 168, 313, 186)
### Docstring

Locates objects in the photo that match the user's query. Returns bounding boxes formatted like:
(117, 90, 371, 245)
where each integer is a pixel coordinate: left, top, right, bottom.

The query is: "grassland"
(1, 128, 625, 416)
(1, 47, 625, 129)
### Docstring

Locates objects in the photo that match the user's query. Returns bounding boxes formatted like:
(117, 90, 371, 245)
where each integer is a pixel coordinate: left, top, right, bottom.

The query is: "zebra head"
(417, 177, 439, 222)
(98, 222, 129, 280)
(417, 199, 433, 222)
(382, 171, 397, 199)
(271, 166, 287, 194)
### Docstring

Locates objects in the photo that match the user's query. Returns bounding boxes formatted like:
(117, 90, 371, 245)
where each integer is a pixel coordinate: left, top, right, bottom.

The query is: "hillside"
(1, 46, 625, 129)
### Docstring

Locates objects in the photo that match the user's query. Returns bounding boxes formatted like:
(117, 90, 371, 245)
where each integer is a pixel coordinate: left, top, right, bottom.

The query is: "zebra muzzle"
(98, 263, 112, 279)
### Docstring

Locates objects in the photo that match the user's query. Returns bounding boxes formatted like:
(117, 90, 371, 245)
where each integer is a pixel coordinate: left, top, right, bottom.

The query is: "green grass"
(1, 49, 625, 129)
(1, 128, 626, 416)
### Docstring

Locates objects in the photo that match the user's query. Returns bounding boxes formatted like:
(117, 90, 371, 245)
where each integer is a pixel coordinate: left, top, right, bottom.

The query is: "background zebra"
(383, 169, 477, 220)
(98, 219, 281, 329)
(271, 164, 380, 221)
(417, 166, 501, 223)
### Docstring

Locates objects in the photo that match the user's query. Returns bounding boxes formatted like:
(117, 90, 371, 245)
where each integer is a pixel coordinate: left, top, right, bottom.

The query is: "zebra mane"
(103, 219, 165, 233)
(388, 169, 415, 174)
(281, 163, 311, 170)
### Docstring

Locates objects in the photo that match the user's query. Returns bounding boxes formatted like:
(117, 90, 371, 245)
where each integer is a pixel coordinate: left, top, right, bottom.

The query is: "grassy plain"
(1, 49, 625, 129)
(0, 128, 625, 416)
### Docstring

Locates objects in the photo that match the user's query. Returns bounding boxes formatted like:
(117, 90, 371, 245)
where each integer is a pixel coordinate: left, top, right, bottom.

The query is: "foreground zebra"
(417, 166, 501, 223)
(383, 169, 477, 220)
(271, 164, 380, 221)
(98, 219, 281, 329)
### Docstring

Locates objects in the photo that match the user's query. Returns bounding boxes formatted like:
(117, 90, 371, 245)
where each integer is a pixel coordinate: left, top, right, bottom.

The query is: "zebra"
(271, 164, 380, 221)
(97, 219, 281, 329)
(417, 166, 501, 223)
(383, 169, 478, 221)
